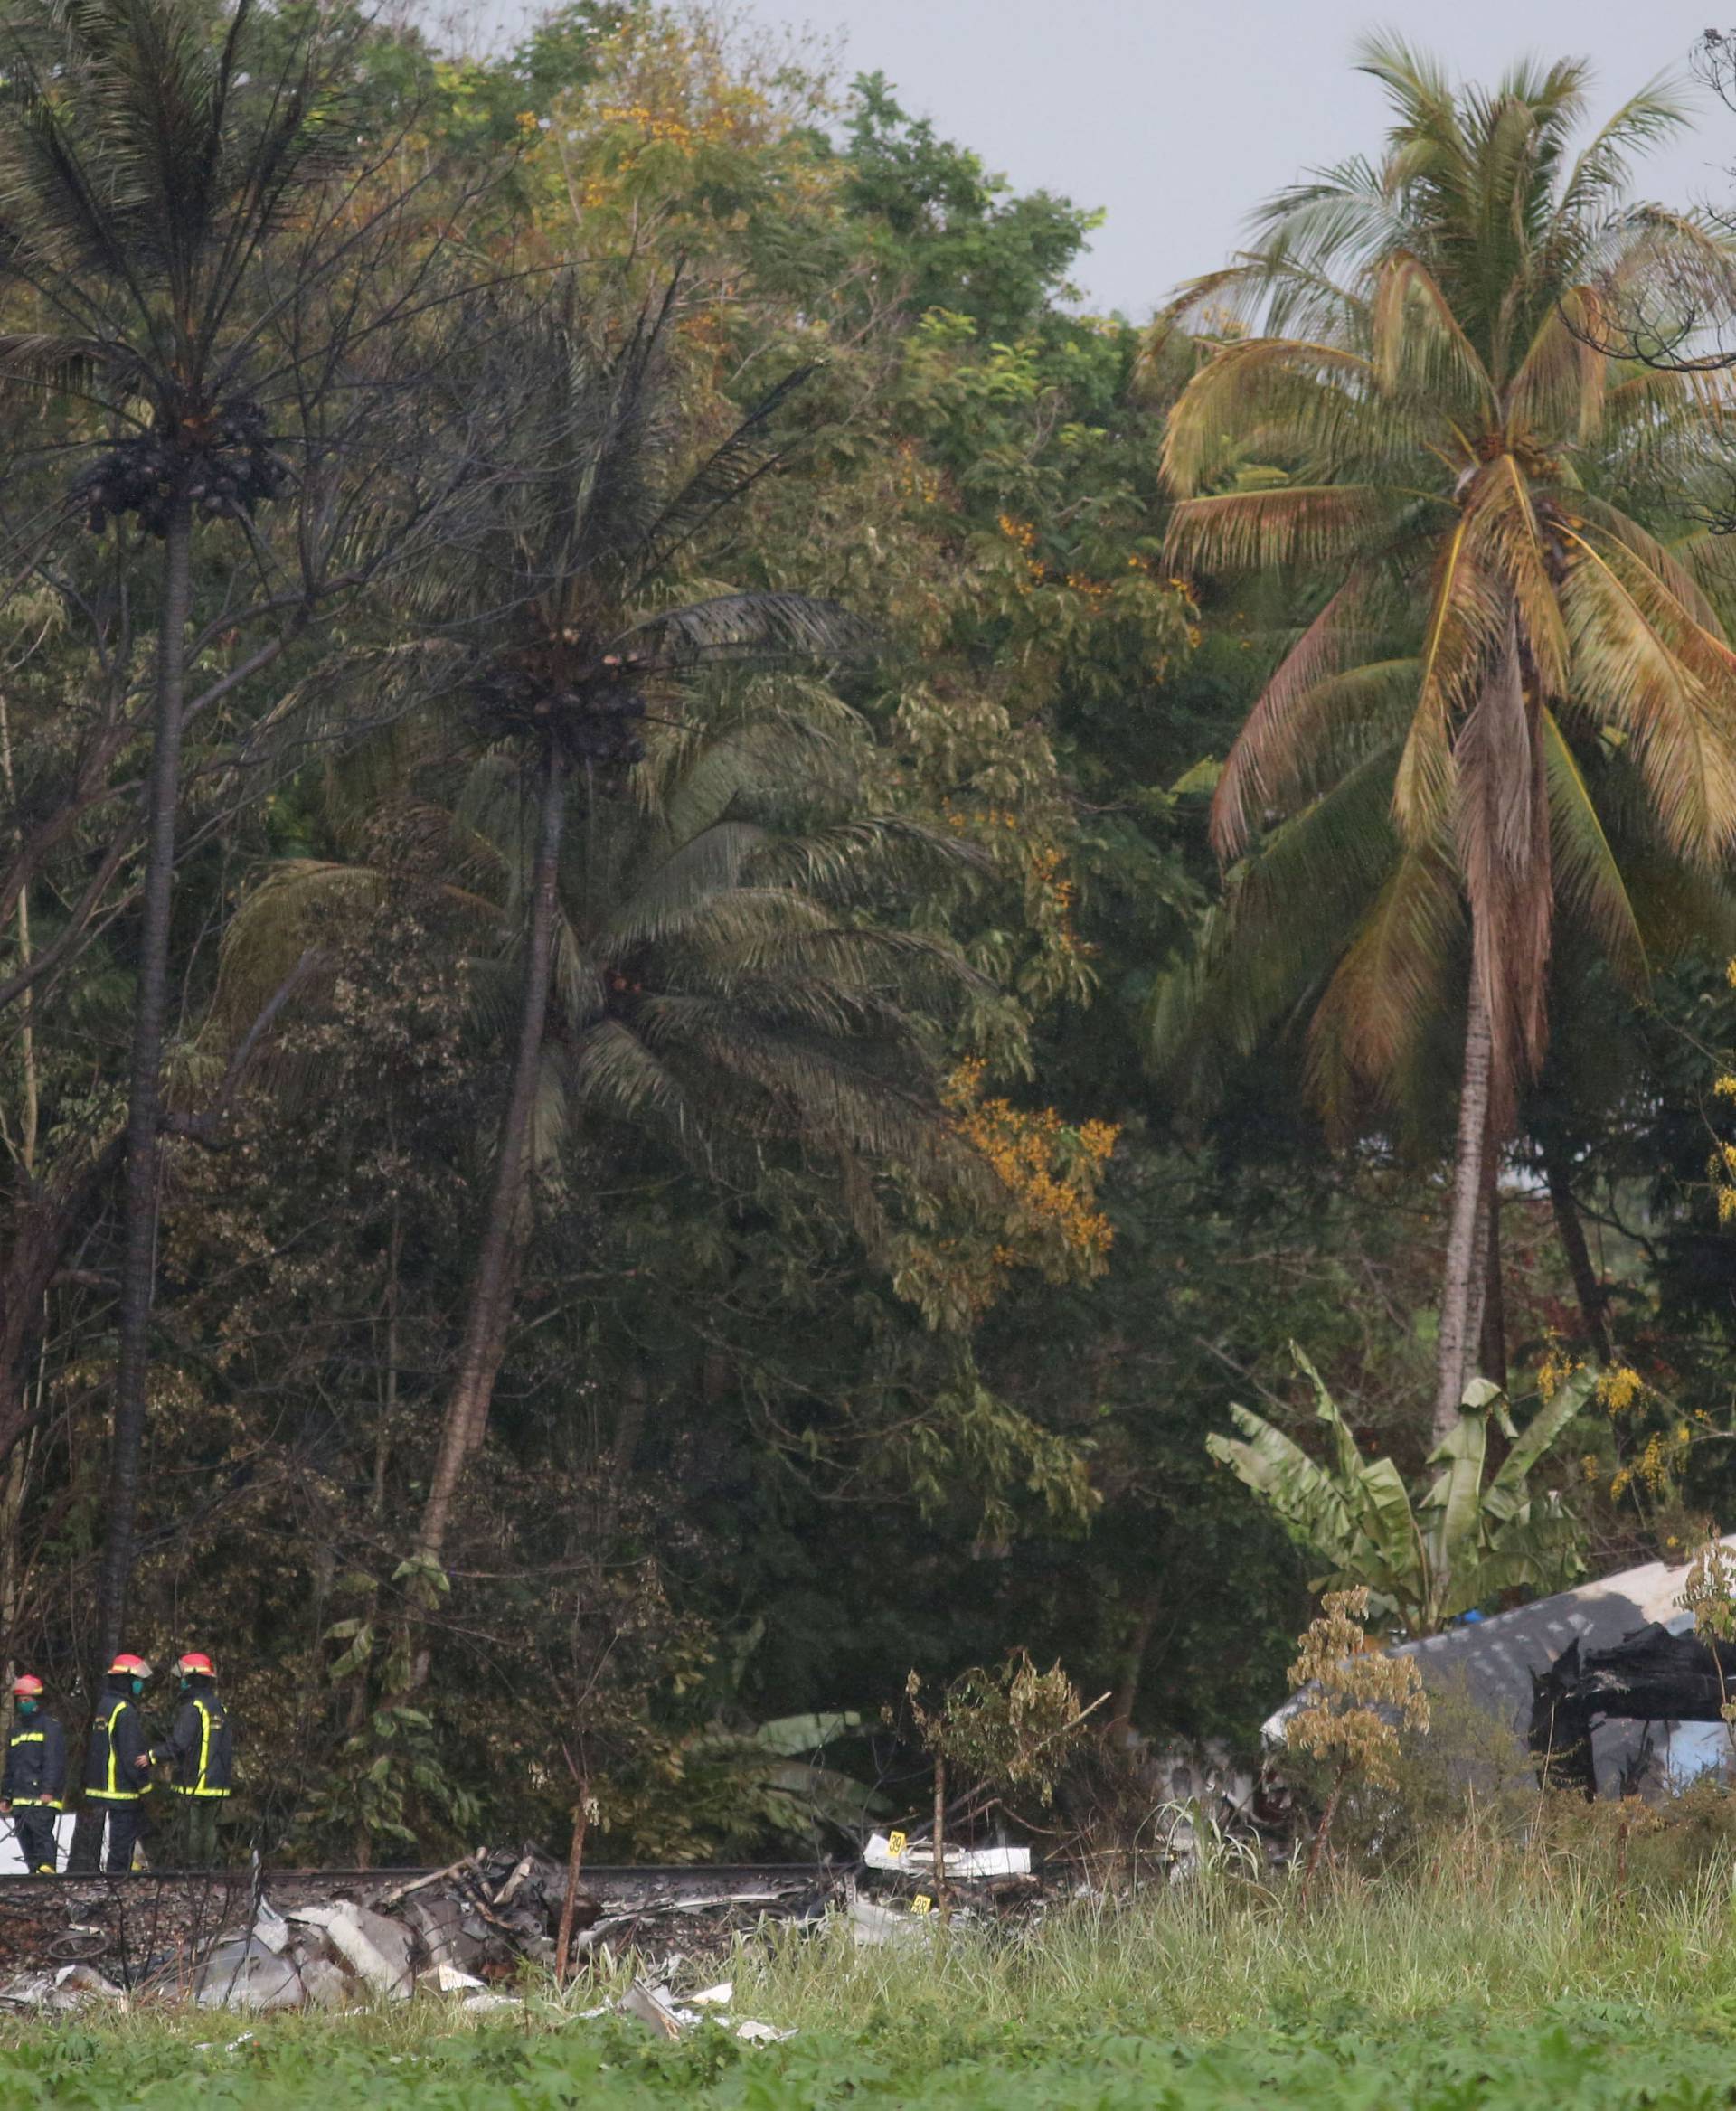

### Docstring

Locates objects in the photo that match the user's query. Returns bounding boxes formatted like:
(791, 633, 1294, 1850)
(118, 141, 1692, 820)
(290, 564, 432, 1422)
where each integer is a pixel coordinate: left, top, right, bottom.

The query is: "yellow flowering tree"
(1284, 1587, 1430, 1898)
(889, 1059, 1118, 1332)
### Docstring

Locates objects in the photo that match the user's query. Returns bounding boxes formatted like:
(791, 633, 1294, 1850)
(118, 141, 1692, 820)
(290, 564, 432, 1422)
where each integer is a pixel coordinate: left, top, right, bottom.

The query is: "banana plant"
(1206, 1350, 1594, 1635)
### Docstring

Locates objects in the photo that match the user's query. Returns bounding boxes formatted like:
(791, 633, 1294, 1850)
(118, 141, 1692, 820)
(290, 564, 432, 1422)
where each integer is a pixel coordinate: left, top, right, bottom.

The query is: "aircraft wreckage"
(1265, 1538, 1736, 1799)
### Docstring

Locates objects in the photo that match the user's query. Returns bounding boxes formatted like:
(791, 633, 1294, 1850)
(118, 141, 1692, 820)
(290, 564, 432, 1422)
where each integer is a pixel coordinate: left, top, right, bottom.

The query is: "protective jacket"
(83, 1680, 151, 1803)
(3, 1711, 66, 1808)
(152, 1682, 233, 1797)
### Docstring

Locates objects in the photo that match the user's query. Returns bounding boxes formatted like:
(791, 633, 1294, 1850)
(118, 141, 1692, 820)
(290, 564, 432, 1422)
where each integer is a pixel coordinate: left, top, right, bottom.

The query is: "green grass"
(8, 1838, 1736, 2106)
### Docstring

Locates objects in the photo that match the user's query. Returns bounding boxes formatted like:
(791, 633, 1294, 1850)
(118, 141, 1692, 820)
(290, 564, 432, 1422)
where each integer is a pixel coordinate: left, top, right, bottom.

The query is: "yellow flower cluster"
(1611, 1430, 1681, 1501)
(897, 442, 940, 506)
(940, 803, 1024, 836)
(942, 1060, 1118, 1267)
(1596, 1364, 1644, 1416)
(1536, 1338, 1581, 1403)
(599, 100, 731, 146)
(1028, 843, 1075, 916)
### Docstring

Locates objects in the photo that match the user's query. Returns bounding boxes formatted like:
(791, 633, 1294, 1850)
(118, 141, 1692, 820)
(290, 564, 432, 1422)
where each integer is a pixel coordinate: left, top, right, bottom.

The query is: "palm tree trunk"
(93, 491, 193, 1664)
(0, 689, 38, 1174)
(1434, 968, 1494, 1444)
(1543, 1145, 1609, 1363)
(414, 742, 567, 1576)
(1478, 1151, 1506, 1396)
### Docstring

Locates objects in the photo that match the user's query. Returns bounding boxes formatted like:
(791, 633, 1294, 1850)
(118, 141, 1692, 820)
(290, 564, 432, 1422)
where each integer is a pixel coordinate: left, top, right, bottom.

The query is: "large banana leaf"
(1206, 1408, 1360, 1567)
(1484, 1365, 1599, 1517)
(1207, 1352, 1593, 1635)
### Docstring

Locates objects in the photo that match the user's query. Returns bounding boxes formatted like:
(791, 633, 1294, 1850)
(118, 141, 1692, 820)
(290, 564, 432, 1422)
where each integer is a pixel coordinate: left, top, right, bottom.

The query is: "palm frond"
(616, 591, 877, 676)
(1392, 505, 1506, 843)
(1558, 528, 1736, 862)
(624, 363, 818, 589)
(1369, 250, 1494, 417)
(1162, 338, 1379, 496)
(1305, 836, 1463, 1128)
(1165, 485, 1392, 577)
(1454, 617, 1552, 1111)
(1541, 706, 1648, 995)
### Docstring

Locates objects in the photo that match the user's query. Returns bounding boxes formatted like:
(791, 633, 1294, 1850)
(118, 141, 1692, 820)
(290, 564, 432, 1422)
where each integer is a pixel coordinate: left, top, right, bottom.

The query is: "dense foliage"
(6, 0, 1736, 1867)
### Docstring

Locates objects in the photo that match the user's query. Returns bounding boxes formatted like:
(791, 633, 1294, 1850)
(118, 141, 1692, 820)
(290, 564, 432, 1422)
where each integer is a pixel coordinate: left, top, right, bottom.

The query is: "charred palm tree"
(0, 0, 486, 1667)
(217, 669, 984, 1667)
(389, 285, 895, 1601)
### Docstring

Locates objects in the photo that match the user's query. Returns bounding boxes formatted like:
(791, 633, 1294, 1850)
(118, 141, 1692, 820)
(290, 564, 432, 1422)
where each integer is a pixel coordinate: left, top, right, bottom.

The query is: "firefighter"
(83, 1653, 154, 1874)
(151, 1653, 232, 1867)
(0, 1674, 65, 1873)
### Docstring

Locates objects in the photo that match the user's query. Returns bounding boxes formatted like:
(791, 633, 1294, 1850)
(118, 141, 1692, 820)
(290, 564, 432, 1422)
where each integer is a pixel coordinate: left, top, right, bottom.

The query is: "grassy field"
(6, 1836, 1736, 2106)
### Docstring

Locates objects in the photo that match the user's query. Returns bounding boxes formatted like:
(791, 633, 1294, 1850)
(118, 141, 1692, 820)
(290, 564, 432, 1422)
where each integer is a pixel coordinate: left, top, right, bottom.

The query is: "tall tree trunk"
(93, 493, 193, 1666)
(1108, 1591, 1162, 1738)
(1543, 1145, 1610, 1363)
(1478, 1151, 1506, 1396)
(1434, 970, 1494, 1444)
(414, 742, 566, 1579)
(71, 499, 192, 1876)
(0, 689, 37, 1174)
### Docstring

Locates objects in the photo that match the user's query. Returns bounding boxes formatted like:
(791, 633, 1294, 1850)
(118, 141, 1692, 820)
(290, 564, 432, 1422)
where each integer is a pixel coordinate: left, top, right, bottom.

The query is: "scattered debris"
(618, 1977, 685, 2040)
(0, 1832, 1050, 2019)
(0, 1961, 127, 2012)
(863, 1833, 1030, 1878)
(286, 1902, 415, 1997)
(847, 1895, 944, 1947)
(609, 1973, 793, 2043)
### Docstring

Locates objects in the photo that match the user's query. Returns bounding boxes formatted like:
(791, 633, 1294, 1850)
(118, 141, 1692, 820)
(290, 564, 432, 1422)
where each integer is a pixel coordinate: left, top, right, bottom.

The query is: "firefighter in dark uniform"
(0, 1674, 65, 1873)
(151, 1652, 232, 1866)
(83, 1653, 154, 1873)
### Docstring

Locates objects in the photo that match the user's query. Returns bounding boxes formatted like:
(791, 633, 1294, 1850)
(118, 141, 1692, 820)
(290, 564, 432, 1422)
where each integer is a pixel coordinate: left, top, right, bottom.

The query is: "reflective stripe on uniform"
(87, 1700, 144, 1802)
(166, 1697, 229, 1797)
(9, 1728, 54, 1806)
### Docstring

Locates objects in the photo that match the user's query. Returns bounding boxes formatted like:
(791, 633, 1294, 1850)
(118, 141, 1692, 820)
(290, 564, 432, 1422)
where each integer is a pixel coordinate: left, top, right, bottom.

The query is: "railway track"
(0, 1861, 839, 1891)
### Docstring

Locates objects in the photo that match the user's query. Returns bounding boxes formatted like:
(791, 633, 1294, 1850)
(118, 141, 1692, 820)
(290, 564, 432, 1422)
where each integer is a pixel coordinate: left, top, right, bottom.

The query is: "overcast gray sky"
(734, 0, 1733, 317)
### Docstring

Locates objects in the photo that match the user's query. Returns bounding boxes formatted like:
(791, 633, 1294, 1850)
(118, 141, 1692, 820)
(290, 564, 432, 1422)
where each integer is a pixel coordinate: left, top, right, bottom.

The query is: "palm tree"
(0, 0, 458, 1663)
(223, 285, 981, 1631)
(218, 672, 981, 1611)
(1157, 42, 1736, 1438)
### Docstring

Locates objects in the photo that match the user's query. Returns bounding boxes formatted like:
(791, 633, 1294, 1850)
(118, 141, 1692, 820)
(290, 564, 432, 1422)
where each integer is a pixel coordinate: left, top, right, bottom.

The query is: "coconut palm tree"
(1157, 41, 1736, 1438)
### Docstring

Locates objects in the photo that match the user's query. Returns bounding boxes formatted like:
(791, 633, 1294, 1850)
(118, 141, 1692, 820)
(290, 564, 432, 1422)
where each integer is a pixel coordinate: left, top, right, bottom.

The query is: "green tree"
(1159, 42, 1736, 1440)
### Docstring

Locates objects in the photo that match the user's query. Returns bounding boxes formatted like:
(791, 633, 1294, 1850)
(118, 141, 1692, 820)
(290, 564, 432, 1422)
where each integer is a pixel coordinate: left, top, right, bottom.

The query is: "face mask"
(130, 1679, 144, 1699)
(15, 1700, 35, 1718)
(179, 1677, 190, 1693)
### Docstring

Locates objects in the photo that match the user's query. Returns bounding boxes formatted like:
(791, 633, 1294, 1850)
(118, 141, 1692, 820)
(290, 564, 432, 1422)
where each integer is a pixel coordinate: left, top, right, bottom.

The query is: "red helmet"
(175, 1653, 214, 1679)
(11, 1674, 42, 1699)
(108, 1654, 152, 1679)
